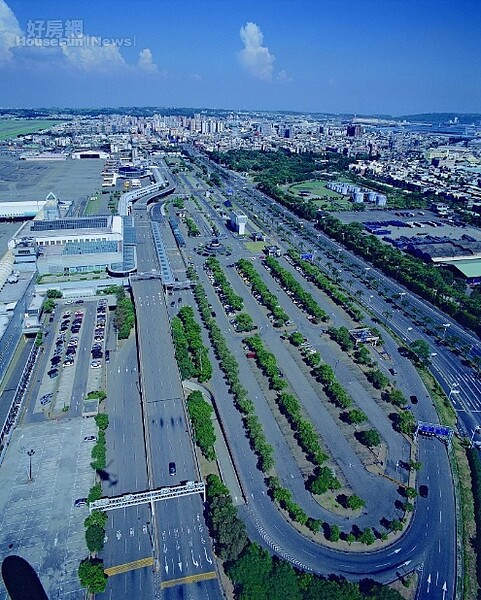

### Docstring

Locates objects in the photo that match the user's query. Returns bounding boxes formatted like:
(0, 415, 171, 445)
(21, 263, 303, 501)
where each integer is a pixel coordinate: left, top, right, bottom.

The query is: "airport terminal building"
(9, 215, 136, 276)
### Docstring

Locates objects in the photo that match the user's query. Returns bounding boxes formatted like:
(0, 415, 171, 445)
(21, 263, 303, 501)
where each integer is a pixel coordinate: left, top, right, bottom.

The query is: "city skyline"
(0, 0, 480, 115)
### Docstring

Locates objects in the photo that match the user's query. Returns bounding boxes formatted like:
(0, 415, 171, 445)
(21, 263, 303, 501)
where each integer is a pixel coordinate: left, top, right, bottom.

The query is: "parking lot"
(33, 298, 108, 416)
(0, 296, 112, 597)
(0, 417, 97, 599)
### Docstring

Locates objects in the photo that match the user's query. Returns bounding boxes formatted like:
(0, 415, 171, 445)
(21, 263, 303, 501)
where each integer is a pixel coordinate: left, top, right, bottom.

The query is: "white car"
(90, 360, 102, 369)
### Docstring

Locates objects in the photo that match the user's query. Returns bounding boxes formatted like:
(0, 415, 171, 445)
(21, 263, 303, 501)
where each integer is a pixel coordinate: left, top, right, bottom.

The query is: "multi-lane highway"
(129, 191, 222, 599)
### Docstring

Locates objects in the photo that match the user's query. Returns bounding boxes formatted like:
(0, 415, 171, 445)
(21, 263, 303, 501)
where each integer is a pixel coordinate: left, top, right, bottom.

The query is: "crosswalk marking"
(160, 570, 217, 589)
(104, 556, 153, 576)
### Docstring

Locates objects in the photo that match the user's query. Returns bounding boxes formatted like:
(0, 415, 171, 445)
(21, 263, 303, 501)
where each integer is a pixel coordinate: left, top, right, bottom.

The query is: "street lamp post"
(27, 449, 35, 482)
(470, 426, 481, 448)
(448, 382, 460, 403)
(442, 323, 451, 340)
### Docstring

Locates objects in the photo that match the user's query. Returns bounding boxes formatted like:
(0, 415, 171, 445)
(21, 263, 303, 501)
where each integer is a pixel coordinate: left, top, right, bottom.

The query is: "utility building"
(230, 211, 247, 235)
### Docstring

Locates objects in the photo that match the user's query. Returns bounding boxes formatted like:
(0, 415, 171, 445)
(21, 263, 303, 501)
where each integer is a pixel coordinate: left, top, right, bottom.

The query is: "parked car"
(40, 393, 53, 406)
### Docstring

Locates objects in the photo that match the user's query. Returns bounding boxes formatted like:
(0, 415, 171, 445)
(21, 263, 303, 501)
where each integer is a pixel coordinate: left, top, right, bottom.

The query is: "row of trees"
(318, 215, 481, 336)
(264, 257, 328, 323)
(323, 329, 416, 437)
(102, 285, 135, 340)
(193, 281, 274, 472)
(245, 335, 331, 472)
(243, 334, 359, 522)
(90, 413, 109, 472)
(205, 257, 244, 311)
(288, 250, 364, 322)
(184, 216, 201, 237)
(186, 390, 216, 461)
(171, 306, 212, 382)
(78, 413, 110, 594)
(236, 259, 290, 326)
(313, 363, 383, 448)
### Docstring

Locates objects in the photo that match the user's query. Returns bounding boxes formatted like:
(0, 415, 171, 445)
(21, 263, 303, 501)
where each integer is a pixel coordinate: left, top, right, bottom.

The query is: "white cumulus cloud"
(138, 48, 158, 73)
(0, 0, 159, 75)
(238, 22, 275, 82)
(0, 0, 22, 66)
(60, 37, 127, 72)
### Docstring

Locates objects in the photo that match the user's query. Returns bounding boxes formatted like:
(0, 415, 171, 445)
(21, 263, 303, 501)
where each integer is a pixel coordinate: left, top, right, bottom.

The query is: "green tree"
(405, 486, 418, 499)
(359, 527, 376, 545)
(328, 524, 340, 542)
(42, 298, 56, 313)
(408, 460, 422, 471)
(206, 473, 229, 500)
(78, 557, 108, 593)
(345, 409, 368, 425)
(289, 331, 305, 346)
(357, 429, 381, 448)
(84, 510, 107, 529)
(208, 495, 248, 562)
(347, 495, 365, 510)
(268, 559, 302, 600)
(306, 518, 322, 533)
(227, 543, 271, 598)
(385, 388, 406, 407)
(367, 368, 390, 390)
(409, 339, 431, 364)
(87, 483, 102, 504)
(309, 467, 341, 495)
(235, 312, 255, 332)
(95, 413, 109, 431)
(389, 519, 404, 533)
(85, 524, 105, 553)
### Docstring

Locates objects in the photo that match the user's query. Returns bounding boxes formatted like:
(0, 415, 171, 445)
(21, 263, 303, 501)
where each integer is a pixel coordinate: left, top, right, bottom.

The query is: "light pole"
(27, 449, 35, 481)
(448, 388, 460, 402)
(442, 323, 451, 339)
(470, 426, 481, 448)
(448, 382, 460, 403)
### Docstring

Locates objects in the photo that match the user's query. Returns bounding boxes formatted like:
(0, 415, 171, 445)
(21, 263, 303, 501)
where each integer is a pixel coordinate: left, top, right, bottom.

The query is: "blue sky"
(0, 0, 480, 115)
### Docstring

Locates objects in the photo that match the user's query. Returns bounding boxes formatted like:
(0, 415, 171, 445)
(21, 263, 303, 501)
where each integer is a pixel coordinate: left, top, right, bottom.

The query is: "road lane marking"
(160, 570, 217, 589)
(104, 556, 153, 576)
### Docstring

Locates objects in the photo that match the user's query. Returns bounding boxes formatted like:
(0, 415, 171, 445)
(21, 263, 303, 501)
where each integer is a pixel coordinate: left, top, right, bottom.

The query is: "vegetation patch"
(0, 119, 65, 140)
(187, 390, 216, 461)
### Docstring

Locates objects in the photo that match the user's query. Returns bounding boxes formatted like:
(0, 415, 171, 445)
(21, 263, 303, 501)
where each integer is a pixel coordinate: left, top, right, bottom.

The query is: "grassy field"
(289, 180, 341, 199)
(244, 241, 266, 253)
(286, 180, 352, 210)
(0, 119, 65, 141)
